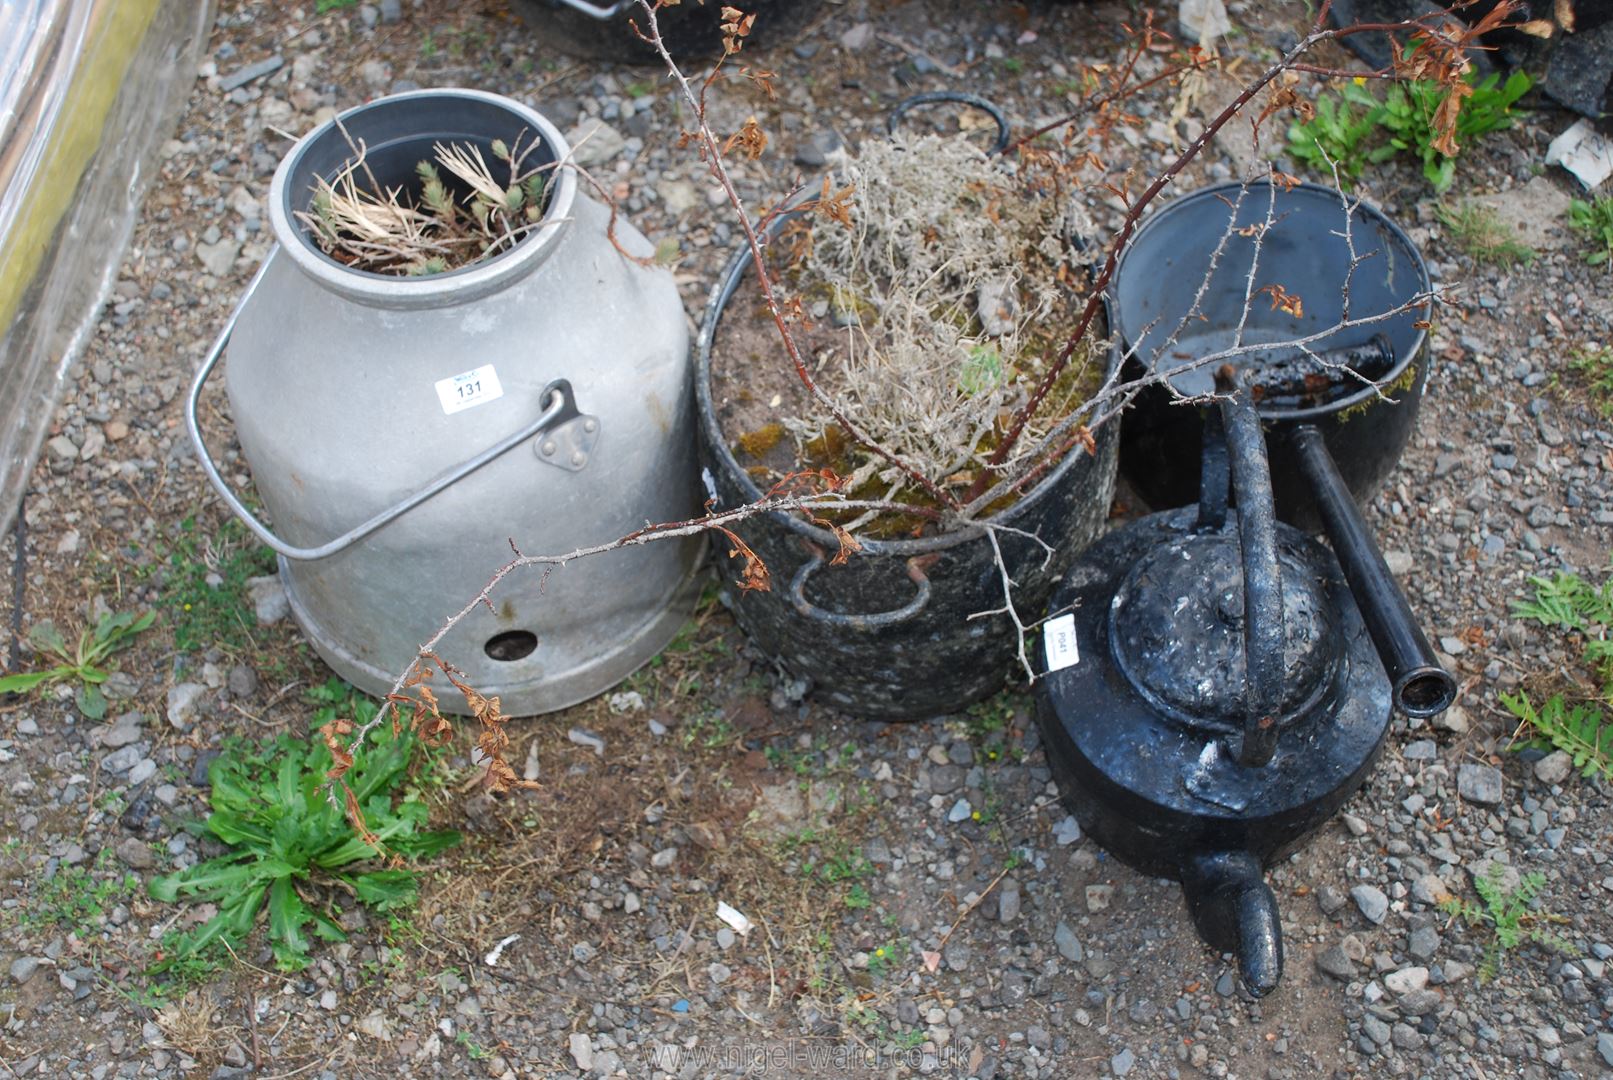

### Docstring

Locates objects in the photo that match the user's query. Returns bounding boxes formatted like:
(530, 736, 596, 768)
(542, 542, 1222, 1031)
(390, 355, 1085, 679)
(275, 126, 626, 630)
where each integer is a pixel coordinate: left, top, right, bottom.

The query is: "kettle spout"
(1181, 851, 1284, 998)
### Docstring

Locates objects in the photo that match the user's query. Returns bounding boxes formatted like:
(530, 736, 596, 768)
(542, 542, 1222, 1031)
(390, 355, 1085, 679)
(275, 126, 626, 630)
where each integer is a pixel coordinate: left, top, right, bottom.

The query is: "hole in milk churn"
(484, 630, 539, 662)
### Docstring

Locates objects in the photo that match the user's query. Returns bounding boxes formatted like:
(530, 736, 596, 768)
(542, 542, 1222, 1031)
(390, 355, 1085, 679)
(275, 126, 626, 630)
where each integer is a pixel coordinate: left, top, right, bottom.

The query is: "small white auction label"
(1043, 612, 1080, 672)
(434, 364, 503, 415)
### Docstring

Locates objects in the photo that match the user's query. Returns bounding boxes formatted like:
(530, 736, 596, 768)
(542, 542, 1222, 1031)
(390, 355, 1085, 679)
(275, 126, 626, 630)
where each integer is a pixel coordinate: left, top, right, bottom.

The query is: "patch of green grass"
(1569, 346, 1613, 417)
(22, 852, 140, 936)
(1436, 202, 1536, 267)
(147, 680, 460, 977)
(1288, 65, 1531, 192)
(456, 1032, 492, 1060)
(624, 80, 654, 99)
(0, 610, 154, 719)
(1503, 565, 1613, 780)
(1000, 57, 1024, 75)
(316, 0, 359, 11)
(1568, 196, 1613, 269)
(1440, 861, 1575, 981)
(865, 939, 902, 979)
(162, 515, 276, 654)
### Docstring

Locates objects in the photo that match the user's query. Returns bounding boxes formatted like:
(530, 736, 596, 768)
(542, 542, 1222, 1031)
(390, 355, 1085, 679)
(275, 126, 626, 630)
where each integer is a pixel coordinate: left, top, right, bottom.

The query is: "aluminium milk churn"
(186, 88, 700, 715)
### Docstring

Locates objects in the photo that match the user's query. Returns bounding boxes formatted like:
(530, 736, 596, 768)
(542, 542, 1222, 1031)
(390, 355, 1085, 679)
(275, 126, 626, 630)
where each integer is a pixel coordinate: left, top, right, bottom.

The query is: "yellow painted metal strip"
(0, 0, 162, 335)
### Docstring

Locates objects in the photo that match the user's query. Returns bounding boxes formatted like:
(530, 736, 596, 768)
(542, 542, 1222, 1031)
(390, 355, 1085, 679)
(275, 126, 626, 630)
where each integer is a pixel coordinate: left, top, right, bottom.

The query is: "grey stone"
(1598, 1031, 1613, 1068)
(1315, 946, 1356, 980)
(1410, 873, 1450, 906)
(567, 728, 605, 756)
(839, 22, 874, 50)
(995, 885, 1021, 923)
(1351, 884, 1389, 924)
(565, 119, 626, 168)
(1390, 1023, 1423, 1050)
(946, 799, 972, 824)
(166, 682, 207, 731)
(1408, 925, 1440, 961)
(247, 574, 290, 625)
(1402, 739, 1437, 760)
(127, 758, 157, 786)
(99, 713, 144, 748)
(1086, 884, 1114, 912)
(929, 764, 964, 795)
(1384, 966, 1429, 994)
(1052, 815, 1081, 845)
(219, 56, 284, 92)
(1457, 763, 1504, 805)
(10, 957, 40, 984)
(227, 664, 258, 698)
(1111, 1048, 1135, 1077)
(569, 1032, 593, 1072)
(1362, 1015, 1391, 1046)
(1054, 920, 1083, 962)
(115, 837, 155, 871)
(1534, 750, 1573, 785)
(378, 0, 401, 22)
(196, 238, 241, 277)
(100, 745, 143, 774)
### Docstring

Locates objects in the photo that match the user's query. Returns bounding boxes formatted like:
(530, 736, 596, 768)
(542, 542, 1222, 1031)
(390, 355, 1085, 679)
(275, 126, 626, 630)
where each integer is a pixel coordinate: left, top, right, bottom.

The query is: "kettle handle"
(185, 247, 587, 562)
(1200, 373, 1285, 769)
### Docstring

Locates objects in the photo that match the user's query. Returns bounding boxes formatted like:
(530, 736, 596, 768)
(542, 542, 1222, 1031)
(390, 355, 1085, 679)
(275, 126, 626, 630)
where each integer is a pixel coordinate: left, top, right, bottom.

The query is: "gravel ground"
(4, 0, 1613, 1077)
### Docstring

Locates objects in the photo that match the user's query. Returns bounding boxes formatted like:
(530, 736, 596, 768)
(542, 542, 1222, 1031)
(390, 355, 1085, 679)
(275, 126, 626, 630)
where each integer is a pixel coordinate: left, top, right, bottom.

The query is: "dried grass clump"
(295, 127, 556, 277)
(794, 133, 1100, 491)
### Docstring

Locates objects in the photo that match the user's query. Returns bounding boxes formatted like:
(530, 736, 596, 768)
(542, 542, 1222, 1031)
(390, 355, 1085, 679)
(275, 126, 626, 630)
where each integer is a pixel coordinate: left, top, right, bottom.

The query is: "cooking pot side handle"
(185, 246, 583, 561)
(788, 550, 933, 629)
(887, 92, 1011, 156)
(550, 0, 632, 18)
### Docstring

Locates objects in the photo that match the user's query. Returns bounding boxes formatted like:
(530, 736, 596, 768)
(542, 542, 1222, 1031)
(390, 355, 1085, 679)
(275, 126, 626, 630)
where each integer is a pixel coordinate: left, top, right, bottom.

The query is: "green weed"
(1286, 84, 1395, 185)
(1288, 65, 1531, 192)
(1569, 346, 1613, 417)
(148, 680, 460, 975)
(1503, 566, 1613, 779)
(1436, 202, 1536, 267)
(0, 610, 155, 719)
(1568, 196, 1613, 269)
(1440, 861, 1575, 981)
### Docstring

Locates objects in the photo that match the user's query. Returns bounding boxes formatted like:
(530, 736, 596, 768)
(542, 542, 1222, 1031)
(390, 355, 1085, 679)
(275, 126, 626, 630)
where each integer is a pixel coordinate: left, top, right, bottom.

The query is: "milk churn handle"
(549, 0, 632, 17)
(185, 246, 582, 562)
(1213, 375, 1286, 769)
(788, 548, 932, 629)
(887, 93, 1011, 156)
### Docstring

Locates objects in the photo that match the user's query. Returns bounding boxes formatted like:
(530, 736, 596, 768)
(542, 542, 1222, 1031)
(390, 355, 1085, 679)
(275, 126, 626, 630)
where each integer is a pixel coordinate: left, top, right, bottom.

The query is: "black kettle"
(1033, 375, 1452, 996)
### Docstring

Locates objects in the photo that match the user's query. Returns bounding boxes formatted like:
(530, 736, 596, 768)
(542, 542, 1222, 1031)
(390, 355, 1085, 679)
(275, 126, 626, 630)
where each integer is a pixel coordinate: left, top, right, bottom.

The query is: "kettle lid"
(1108, 526, 1345, 737)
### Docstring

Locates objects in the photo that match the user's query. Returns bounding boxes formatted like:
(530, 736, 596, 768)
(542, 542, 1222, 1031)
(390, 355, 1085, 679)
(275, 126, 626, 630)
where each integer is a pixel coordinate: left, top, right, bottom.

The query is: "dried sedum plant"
(789, 133, 1103, 495)
(295, 128, 555, 276)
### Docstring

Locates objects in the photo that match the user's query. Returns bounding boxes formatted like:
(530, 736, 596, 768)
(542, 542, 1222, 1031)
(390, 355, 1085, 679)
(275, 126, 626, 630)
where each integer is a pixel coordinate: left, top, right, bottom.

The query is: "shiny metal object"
(188, 89, 700, 715)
